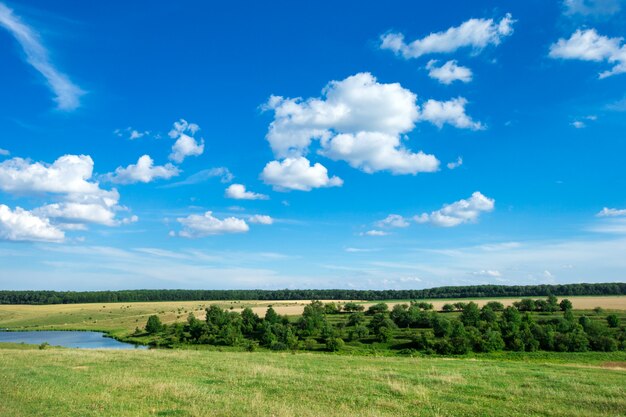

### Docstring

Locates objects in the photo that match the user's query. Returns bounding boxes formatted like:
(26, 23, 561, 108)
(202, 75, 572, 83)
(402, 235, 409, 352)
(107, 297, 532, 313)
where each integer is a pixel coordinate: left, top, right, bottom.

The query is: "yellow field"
(0, 296, 624, 337)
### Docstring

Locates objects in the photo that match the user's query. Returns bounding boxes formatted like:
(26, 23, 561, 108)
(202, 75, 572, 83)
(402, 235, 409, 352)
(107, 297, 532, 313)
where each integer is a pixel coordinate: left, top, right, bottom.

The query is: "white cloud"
(261, 157, 343, 191)
(563, 0, 622, 16)
(414, 191, 495, 227)
(447, 156, 463, 170)
(248, 214, 273, 225)
(549, 29, 626, 78)
(572, 120, 586, 128)
(380, 13, 514, 59)
(597, 207, 626, 217)
(0, 148, 9, 156)
(0, 204, 64, 242)
(376, 214, 409, 228)
(0, 154, 132, 229)
(420, 98, 484, 130)
(168, 119, 204, 163)
(225, 183, 269, 200)
(176, 211, 249, 237)
(263, 73, 454, 175)
(114, 128, 150, 140)
(321, 132, 439, 174)
(0, 3, 84, 110)
(426, 60, 473, 84)
(162, 167, 233, 188)
(362, 230, 389, 236)
(34, 202, 117, 226)
(105, 155, 180, 184)
(471, 269, 502, 277)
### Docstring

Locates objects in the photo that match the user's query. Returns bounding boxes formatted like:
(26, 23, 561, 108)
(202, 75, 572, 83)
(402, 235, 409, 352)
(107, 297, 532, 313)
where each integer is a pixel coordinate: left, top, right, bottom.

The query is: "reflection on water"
(0, 330, 147, 349)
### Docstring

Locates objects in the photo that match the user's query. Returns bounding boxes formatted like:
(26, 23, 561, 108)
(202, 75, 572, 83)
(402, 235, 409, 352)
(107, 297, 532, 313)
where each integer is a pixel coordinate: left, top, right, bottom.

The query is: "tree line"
(1, 282, 625, 305)
(141, 297, 625, 354)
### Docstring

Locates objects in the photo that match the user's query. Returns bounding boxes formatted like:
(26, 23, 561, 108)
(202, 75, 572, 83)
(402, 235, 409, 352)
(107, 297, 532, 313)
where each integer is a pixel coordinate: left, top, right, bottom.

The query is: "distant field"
(1, 296, 624, 337)
(0, 345, 624, 417)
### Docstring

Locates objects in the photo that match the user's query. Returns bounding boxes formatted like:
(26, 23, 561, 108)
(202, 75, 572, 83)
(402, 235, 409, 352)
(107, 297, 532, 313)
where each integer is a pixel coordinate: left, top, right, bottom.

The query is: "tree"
(442, 303, 455, 312)
(324, 302, 341, 314)
(326, 337, 344, 352)
(264, 306, 280, 324)
(145, 315, 163, 334)
(607, 314, 620, 328)
(460, 302, 480, 327)
(484, 301, 505, 311)
(343, 302, 364, 312)
(367, 303, 389, 315)
(347, 312, 365, 327)
(559, 299, 573, 311)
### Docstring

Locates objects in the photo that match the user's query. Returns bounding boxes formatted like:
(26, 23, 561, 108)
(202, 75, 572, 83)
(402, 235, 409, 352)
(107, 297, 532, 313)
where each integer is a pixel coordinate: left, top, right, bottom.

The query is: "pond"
(0, 331, 147, 349)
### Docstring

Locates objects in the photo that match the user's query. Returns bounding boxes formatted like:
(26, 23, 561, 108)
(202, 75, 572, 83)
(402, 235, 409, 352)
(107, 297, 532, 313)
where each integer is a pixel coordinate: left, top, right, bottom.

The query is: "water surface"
(0, 330, 147, 349)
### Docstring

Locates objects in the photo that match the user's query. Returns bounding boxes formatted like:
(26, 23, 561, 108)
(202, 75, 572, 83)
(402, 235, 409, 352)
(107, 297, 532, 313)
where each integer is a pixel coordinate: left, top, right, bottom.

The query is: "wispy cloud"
(0, 2, 84, 110)
(160, 167, 234, 188)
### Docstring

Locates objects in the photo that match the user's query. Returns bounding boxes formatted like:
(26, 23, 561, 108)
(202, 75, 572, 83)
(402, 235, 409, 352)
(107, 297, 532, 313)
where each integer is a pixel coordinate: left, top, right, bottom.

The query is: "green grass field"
(0, 345, 625, 417)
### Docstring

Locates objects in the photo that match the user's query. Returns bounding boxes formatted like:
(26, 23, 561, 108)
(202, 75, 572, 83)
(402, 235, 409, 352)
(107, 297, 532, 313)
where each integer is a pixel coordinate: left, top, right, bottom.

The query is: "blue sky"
(1, 0, 626, 290)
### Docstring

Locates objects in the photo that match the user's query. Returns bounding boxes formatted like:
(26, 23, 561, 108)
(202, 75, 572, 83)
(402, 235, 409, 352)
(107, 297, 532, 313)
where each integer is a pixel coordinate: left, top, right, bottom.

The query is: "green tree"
(366, 303, 389, 315)
(607, 314, 620, 328)
(343, 302, 364, 312)
(460, 302, 480, 327)
(559, 299, 573, 311)
(145, 315, 163, 334)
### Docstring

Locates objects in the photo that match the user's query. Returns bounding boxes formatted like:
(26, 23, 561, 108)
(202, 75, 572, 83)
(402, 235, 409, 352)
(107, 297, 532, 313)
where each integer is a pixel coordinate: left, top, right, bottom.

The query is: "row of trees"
(2, 282, 625, 304)
(143, 297, 626, 354)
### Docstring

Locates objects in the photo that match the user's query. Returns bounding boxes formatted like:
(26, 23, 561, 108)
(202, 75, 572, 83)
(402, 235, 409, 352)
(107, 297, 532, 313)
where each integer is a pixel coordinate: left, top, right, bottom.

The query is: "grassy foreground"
(1, 346, 624, 417)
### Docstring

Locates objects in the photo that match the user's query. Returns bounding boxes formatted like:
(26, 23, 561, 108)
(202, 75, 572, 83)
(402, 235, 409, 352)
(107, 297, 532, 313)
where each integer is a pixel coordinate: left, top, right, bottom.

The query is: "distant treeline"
(0, 283, 624, 305)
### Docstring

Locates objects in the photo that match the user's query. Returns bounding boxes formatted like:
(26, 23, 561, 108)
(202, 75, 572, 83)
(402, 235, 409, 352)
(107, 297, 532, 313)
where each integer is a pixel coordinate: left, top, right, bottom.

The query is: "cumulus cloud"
(0, 154, 133, 229)
(597, 207, 626, 217)
(261, 72, 476, 176)
(0, 3, 84, 110)
(414, 191, 495, 227)
(0, 148, 9, 156)
(549, 29, 626, 78)
(104, 155, 180, 184)
(0, 204, 64, 242)
(420, 98, 484, 130)
(248, 214, 273, 225)
(225, 183, 269, 200)
(168, 119, 204, 163)
(176, 211, 249, 237)
(426, 60, 473, 84)
(260, 157, 343, 191)
(376, 214, 410, 228)
(447, 156, 463, 170)
(563, 0, 622, 16)
(380, 14, 514, 59)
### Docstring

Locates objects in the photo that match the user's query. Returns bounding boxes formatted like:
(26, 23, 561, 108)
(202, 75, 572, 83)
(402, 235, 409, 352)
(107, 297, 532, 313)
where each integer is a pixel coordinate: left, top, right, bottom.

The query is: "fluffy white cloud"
(105, 155, 180, 184)
(414, 191, 495, 227)
(549, 29, 626, 78)
(572, 120, 586, 128)
(0, 154, 133, 229)
(447, 156, 463, 170)
(248, 214, 273, 225)
(563, 0, 621, 16)
(380, 14, 514, 59)
(168, 119, 204, 163)
(0, 155, 102, 195)
(0, 204, 64, 242)
(426, 60, 473, 84)
(225, 183, 269, 200)
(376, 214, 409, 228)
(321, 132, 439, 174)
(0, 148, 9, 156)
(597, 207, 626, 217)
(0, 3, 84, 110)
(176, 211, 249, 237)
(262, 73, 463, 175)
(261, 157, 343, 191)
(420, 98, 484, 130)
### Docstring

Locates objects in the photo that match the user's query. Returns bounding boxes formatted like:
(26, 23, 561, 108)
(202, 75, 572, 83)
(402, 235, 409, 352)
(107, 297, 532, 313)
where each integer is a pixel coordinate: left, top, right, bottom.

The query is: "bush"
(366, 303, 389, 315)
(326, 337, 344, 352)
(607, 314, 619, 328)
(145, 315, 163, 334)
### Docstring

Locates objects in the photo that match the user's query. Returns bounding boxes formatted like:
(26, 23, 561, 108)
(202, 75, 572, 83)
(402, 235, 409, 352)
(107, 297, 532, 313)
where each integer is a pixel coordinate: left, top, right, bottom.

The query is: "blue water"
(0, 331, 147, 349)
